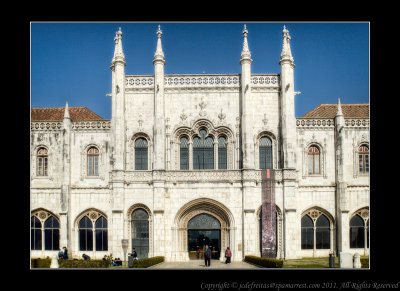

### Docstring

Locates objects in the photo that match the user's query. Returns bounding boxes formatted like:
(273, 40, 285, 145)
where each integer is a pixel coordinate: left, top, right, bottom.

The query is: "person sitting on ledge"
(82, 253, 91, 261)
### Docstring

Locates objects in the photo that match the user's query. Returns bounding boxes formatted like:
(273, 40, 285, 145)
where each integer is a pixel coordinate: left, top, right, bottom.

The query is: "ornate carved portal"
(174, 198, 233, 261)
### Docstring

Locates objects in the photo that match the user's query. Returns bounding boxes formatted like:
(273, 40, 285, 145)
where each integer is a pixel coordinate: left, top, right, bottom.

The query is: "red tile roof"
(301, 104, 369, 119)
(31, 107, 104, 121)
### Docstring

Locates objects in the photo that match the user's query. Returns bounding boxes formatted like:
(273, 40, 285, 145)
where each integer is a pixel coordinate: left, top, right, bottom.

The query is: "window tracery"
(31, 209, 60, 251)
(174, 119, 234, 170)
(301, 208, 334, 252)
(76, 210, 108, 252)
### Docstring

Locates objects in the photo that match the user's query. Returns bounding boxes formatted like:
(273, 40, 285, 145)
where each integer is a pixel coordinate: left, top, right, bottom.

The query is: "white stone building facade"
(30, 25, 369, 261)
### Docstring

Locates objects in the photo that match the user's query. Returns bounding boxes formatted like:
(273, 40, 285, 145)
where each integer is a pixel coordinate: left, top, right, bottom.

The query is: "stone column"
(282, 169, 299, 259)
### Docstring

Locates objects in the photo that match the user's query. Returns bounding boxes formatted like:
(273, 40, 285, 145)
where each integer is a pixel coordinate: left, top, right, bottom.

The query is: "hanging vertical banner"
(261, 169, 276, 258)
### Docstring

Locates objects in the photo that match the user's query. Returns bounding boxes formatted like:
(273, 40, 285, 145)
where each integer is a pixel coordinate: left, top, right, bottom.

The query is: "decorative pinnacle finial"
(336, 98, 343, 116)
(157, 25, 162, 38)
(280, 25, 294, 65)
(64, 101, 70, 119)
(240, 24, 252, 63)
(112, 27, 125, 65)
(243, 24, 249, 39)
(154, 24, 165, 64)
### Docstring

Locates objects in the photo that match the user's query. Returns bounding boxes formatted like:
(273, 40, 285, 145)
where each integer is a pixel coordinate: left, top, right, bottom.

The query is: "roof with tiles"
(31, 107, 104, 121)
(300, 104, 369, 119)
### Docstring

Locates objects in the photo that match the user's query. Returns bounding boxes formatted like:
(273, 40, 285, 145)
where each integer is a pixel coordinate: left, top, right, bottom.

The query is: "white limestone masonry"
(31, 25, 369, 262)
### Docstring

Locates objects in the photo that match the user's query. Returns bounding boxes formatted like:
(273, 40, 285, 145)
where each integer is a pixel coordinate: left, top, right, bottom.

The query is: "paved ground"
(148, 259, 260, 269)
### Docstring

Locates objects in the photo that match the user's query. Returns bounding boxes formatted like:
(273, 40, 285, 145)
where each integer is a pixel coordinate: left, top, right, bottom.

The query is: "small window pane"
(180, 137, 189, 170)
(192, 130, 214, 170)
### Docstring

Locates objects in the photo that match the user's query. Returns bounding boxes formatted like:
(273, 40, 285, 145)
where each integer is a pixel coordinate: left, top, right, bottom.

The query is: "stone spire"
(153, 25, 165, 64)
(63, 101, 70, 119)
(280, 25, 294, 65)
(112, 27, 125, 65)
(336, 98, 343, 116)
(240, 24, 252, 64)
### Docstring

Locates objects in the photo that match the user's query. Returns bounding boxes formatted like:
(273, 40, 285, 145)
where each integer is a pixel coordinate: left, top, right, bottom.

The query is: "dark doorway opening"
(188, 229, 221, 260)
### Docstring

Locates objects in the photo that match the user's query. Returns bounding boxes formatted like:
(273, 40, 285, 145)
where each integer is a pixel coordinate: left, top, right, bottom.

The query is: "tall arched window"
(31, 217, 42, 250)
(259, 137, 272, 169)
(308, 145, 320, 174)
(358, 145, 369, 174)
(180, 137, 189, 170)
(315, 214, 330, 249)
(44, 216, 60, 250)
(218, 136, 227, 170)
(95, 217, 108, 251)
(87, 147, 99, 176)
(135, 138, 148, 170)
(350, 215, 365, 248)
(131, 209, 149, 259)
(301, 215, 313, 249)
(37, 148, 48, 176)
(79, 216, 93, 251)
(193, 129, 214, 170)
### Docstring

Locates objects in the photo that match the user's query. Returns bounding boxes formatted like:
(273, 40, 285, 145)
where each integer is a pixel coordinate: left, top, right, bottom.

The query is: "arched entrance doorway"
(173, 198, 234, 262)
(188, 213, 221, 260)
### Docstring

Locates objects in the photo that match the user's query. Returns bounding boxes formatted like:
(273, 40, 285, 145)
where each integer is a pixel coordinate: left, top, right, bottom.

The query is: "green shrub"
(130, 256, 164, 268)
(244, 255, 284, 268)
(31, 258, 52, 268)
(58, 259, 109, 268)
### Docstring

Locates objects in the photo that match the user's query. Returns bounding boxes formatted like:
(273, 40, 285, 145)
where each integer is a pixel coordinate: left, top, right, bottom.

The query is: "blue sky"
(31, 22, 369, 119)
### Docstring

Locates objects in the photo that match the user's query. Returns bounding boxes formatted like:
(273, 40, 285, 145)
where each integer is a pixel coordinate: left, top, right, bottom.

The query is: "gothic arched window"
(358, 145, 369, 174)
(95, 217, 108, 251)
(315, 214, 330, 249)
(259, 137, 273, 169)
(31, 216, 42, 250)
(37, 148, 48, 176)
(301, 215, 314, 249)
(79, 216, 93, 251)
(350, 215, 366, 249)
(301, 211, 332, 250)
(180, 137, 189, 170)
(87, 147, 99, 176)
(308, 145, 320, 174)
(131, 209, 149, 259)
(135, 138, 148, 170)
(193, 129, 214, 170)
(218, 136, 227, 170)
(44, 216, 60, 251)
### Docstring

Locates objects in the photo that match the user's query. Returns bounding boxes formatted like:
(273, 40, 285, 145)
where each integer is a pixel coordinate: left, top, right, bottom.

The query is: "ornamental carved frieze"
(72, 121, 111, 131)
(122, 170, 288, 184)
(282, 169, 297, 180)
(31, 122, 62, 131)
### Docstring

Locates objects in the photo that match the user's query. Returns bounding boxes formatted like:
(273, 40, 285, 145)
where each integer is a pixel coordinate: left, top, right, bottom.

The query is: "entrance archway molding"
(173, 198, 235, 262)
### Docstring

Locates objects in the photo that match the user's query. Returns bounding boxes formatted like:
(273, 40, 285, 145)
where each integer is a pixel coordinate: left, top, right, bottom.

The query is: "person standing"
(204, 245, 211, 267)
(132, 248, 138, 260)
(225, 247, 232, 264)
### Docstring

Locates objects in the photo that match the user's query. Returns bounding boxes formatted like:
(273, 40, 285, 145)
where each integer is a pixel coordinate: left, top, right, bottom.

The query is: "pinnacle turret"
(153, 25, 165, 65)
(64, 101, 70, 119)
(112, 27, 125, 65)
(336, 98, 343, 116)
(280, 25, 294, 65)
(240, 24, 252, 64)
